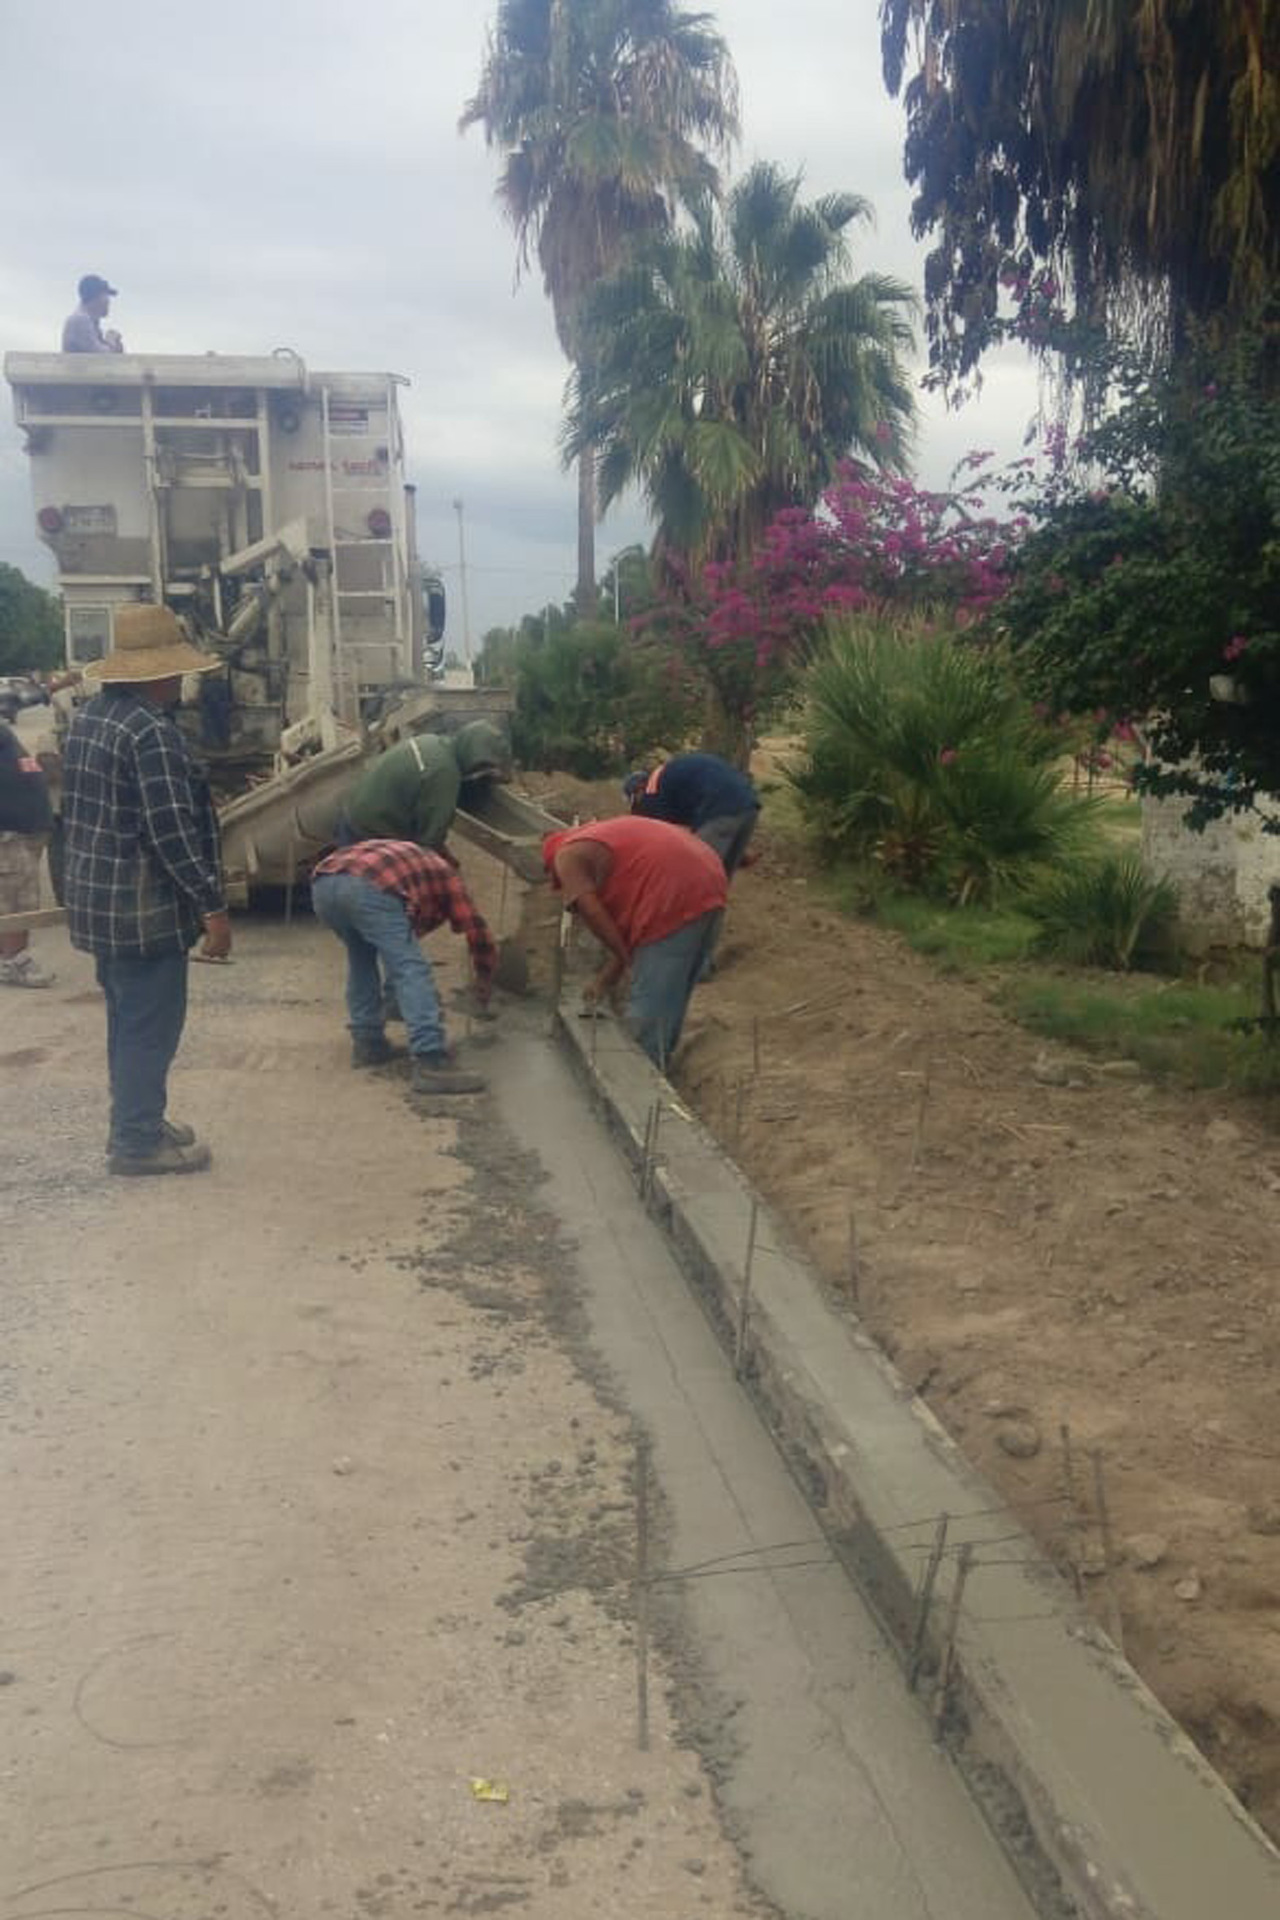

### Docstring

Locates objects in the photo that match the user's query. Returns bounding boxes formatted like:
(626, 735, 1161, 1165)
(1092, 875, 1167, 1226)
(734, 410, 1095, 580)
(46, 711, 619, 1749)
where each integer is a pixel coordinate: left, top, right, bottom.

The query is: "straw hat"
(87, 604, 218, 683)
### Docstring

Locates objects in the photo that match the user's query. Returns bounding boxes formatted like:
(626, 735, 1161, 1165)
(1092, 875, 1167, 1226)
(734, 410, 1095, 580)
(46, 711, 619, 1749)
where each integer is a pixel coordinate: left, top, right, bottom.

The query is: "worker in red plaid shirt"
(311, 840, 493, 1096)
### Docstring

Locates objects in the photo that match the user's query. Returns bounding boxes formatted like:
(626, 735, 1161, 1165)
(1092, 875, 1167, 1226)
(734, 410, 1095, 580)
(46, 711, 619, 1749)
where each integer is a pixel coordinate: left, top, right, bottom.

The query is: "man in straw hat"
(62, 604, 231, 1175)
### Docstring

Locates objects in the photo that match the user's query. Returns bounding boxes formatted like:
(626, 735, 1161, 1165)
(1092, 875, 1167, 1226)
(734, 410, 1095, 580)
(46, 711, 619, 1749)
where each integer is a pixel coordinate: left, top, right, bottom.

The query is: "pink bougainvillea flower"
(1223, 634, 1249, 662)
(939, 747, 958, 766)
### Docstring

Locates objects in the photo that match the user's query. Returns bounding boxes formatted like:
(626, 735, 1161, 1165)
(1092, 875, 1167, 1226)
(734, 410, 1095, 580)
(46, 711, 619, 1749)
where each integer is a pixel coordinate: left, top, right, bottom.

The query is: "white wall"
(1143, 793, 1280, 950)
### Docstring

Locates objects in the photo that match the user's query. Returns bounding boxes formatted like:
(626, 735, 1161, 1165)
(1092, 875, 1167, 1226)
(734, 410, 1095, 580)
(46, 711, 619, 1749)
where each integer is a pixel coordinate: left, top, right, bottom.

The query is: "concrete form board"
(556, 1011, 1280, 1920)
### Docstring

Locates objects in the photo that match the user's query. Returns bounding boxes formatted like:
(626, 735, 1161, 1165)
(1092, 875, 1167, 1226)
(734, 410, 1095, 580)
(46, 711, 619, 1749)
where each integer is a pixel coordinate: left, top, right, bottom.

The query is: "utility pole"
(452, 497, 472, 671)
(612, 555, 621, 625)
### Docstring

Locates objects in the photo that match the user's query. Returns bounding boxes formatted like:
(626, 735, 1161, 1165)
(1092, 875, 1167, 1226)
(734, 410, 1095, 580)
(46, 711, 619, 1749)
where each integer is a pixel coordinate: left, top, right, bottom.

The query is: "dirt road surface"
(0, 892, 1035, 1920)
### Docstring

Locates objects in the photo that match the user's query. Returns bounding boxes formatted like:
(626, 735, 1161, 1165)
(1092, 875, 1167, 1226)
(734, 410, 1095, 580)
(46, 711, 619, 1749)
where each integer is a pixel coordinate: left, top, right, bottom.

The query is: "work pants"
(311, 872, 446, 1059)
(696, 807, 759, 877)
(95, 950, 190, 1156)
(626, 909, 722, 1070)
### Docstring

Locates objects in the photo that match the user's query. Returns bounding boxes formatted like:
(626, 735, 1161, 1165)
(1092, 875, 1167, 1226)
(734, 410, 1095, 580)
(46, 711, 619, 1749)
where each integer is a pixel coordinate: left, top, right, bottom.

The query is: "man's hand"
(583, 955, 626, 1006)
(201, 910, 232, 960)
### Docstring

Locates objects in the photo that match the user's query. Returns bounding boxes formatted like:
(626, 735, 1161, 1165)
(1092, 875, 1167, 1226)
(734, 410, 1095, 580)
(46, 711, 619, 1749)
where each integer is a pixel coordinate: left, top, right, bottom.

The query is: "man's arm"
(571, 889, 630, 1000)
(440, 871, 498, 1001)
(134, 718, 230, 953)
(411, 762, 461, 850)
(551, 841, 628, 998)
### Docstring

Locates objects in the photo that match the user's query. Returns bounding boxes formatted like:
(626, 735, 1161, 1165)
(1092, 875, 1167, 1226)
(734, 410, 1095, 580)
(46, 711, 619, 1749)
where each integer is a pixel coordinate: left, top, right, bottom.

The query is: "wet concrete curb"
(556, 1009, 1280, 1920)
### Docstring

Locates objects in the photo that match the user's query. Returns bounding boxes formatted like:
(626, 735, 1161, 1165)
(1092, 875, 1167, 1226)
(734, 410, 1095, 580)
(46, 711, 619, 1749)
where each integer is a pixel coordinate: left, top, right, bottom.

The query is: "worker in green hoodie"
(340, 721, 512, 854)
(335, 721, 512, 1025)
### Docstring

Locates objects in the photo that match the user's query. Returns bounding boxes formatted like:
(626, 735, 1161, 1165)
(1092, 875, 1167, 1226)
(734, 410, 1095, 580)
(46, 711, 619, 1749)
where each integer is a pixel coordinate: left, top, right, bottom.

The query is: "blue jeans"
(697, 807, 759, 877)
(311, 872, 446, 1058)
(626, 909, 722, 1069)
(96, 950, 189, 1156)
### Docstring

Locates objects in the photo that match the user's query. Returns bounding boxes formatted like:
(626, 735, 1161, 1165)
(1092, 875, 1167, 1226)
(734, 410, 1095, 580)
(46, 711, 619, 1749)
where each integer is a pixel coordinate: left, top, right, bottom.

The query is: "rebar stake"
(1060, 1422, 1084, 1599)
(908, 1512, 949, 1691)
(910, 1060, 932, 1173)
(634, 1435, 652, 1752)
(931, 1542, 974, 1734)
(285, 821, 298, 928)
(1090, 1447, 1125, 1652)
(497, 862, 510, 940)
(639, 1101, 657, 1198)
(548, 917, 566, 1033)
(734, 1197, 759, 1380)
(847, 1207, 861, 1306)
(641, 1098, 662, 1203)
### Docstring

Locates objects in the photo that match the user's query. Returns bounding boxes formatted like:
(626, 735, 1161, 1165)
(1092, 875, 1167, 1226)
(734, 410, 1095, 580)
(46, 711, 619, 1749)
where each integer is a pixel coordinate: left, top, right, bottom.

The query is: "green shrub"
(1024, 853, 1179, 971)
(510, 621, 702, 777)
(791, 618, 1094, 901)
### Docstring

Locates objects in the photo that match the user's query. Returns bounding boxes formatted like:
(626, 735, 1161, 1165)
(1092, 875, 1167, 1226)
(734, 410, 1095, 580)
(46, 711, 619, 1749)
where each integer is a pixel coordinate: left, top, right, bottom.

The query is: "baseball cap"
(78, 274, 118, 301)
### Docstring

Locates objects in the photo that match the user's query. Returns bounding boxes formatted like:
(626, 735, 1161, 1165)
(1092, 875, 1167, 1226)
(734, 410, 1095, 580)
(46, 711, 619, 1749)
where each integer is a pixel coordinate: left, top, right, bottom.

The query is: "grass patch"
(875, 893, 1038, 971)
(819, 868, 1038, 971)
(999, 970, 1280, 1089)
(815, 857, 1280, 1091)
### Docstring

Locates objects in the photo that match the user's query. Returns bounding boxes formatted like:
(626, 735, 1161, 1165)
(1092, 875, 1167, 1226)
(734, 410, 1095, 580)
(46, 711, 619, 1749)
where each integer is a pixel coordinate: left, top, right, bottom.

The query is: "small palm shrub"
(791, 618, 1094, 902)
(1026, 854, 1179, 971)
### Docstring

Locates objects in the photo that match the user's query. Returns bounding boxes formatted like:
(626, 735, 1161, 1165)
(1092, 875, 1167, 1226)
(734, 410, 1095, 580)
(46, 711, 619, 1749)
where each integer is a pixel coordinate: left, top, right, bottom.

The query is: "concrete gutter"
(556, 1008, 1280, 1920)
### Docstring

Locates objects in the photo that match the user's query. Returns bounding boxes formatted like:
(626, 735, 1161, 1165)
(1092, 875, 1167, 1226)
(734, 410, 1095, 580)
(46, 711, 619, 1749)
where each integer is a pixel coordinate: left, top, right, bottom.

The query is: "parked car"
(0, 676, 50, 723)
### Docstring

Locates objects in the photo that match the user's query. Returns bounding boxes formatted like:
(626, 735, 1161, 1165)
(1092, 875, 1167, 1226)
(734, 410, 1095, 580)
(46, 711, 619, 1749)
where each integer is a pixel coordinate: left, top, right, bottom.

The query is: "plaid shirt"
(313, 839, 497, 990)
(62, 687, 225, 957)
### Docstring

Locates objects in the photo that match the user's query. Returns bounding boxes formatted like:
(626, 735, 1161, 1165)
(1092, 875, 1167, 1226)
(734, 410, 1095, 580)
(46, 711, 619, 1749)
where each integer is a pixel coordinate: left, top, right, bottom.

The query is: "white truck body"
(0, 350, 543, 901)
(3, 350, 443, 757)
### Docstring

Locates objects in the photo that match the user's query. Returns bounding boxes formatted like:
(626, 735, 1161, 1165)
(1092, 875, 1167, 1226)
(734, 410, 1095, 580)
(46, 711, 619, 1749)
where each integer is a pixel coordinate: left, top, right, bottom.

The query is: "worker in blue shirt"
(624, 751, 760, 978)
(624, 751, 760, 877)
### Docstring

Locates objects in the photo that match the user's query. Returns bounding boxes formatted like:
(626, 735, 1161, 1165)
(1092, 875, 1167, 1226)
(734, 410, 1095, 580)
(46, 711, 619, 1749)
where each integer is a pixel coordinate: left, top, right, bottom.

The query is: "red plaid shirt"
(313, 839, 497, 991)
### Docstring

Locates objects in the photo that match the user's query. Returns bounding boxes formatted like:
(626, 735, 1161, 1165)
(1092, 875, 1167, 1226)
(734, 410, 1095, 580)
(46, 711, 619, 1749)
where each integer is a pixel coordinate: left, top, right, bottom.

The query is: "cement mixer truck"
(3, 348, 531, 899)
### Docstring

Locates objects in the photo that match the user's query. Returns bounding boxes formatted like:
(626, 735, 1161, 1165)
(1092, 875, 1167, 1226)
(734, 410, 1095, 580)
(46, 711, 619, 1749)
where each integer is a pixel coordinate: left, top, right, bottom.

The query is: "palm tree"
(881, 0, 1279, 387)
(461, 0, 739, 610)
(565, 161, 917, 566)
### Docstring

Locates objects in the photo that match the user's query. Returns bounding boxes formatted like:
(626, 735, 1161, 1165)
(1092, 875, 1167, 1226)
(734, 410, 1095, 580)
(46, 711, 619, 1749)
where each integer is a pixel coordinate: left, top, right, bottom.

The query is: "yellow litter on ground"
(469, 1777, 510, 1804)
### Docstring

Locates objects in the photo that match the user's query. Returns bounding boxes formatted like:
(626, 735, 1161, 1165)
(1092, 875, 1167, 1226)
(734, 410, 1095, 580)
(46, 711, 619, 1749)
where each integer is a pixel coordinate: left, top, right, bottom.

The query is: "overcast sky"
(0, 0, 1042, 645)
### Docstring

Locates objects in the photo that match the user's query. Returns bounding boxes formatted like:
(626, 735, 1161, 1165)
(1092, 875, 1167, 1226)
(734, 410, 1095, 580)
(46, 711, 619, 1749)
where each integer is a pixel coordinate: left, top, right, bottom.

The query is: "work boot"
(0, 953, 55, 988)
(105, 1118, 196, 1155)
(410, 1054, 486, 1097)
(108, 1139, 213, 1177)
(351, 1033, 405, 1068)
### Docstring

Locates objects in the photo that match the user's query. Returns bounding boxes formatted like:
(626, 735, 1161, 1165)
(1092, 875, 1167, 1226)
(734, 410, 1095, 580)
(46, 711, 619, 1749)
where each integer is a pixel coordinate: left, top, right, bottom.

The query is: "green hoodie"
(345, 722, 511, 849)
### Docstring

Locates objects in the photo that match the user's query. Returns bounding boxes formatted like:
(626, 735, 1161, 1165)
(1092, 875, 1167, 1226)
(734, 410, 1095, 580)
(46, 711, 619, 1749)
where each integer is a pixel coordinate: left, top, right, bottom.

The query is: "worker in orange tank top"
(542, 815, 727, 1069)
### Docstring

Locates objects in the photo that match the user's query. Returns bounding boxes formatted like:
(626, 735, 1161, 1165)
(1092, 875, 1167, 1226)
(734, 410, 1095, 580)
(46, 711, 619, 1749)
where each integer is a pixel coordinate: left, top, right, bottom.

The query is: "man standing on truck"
(340, 722, 511, 855)
(543, 816, 727, 1069)
(0, 717, 55, 989)
(61, 274, 124, 353)
(61, 605, 230, 1176)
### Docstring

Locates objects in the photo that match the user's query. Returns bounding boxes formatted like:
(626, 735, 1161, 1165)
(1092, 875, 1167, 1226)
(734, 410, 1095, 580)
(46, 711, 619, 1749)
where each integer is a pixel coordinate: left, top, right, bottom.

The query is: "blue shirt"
(631, 752, 758, 832)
